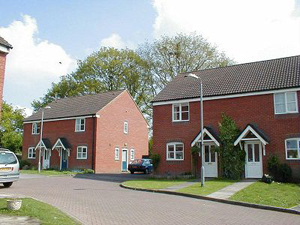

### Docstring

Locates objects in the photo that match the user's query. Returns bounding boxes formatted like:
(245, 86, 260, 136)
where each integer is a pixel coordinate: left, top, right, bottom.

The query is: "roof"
(153, 55, 300, 103)
(0, 36, 12, 49)
(24, 90, 124, 122)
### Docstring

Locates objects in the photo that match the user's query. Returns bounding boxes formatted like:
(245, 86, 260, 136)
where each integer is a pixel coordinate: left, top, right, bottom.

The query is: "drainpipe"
(91, 116, 96, 171)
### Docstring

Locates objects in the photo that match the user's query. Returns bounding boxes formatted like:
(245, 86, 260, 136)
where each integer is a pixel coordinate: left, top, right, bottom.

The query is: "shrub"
(83, 169, 94, 174)
(151, 153, 161, 171)
(19, 159, 32, 169)
(267, 155, 292, 182)
(277, 163, 292, 182)
(219, 114, 245, 179)
(267, 154, 280, 176)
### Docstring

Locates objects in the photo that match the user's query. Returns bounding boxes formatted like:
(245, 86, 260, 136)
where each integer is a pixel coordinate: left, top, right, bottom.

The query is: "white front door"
(43, 149, 50, 169)
(203, 144, 218, 177)
(245, 142, 263, 178)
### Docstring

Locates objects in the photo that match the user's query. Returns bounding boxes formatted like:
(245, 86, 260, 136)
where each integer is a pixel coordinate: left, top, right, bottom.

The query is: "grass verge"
(123, 178, 191, 190)
(0, 198, 79, 225)
(20, 169, 79, 176)
(177, 178, 237, 196)
(229, 181, 300, 208)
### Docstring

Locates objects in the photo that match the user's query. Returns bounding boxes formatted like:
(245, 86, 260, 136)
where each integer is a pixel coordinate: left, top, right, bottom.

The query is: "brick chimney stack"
(0, 36, 12, 118)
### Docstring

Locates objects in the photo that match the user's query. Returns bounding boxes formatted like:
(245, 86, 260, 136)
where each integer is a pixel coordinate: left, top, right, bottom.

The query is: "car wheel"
(144, 169, 149, 174)
(3, 182, 13, 188)
(130, 171, 134, 174)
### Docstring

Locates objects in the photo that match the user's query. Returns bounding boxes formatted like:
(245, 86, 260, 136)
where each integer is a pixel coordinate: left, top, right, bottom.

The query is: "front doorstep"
(120, 183, 300, 215)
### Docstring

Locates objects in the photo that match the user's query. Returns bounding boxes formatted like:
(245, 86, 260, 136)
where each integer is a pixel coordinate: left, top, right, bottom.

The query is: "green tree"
(0, 102, 25, 153)
(32, 47, 153, 117)
(218, 113, 245, 179)
(137, 33, 234, 93)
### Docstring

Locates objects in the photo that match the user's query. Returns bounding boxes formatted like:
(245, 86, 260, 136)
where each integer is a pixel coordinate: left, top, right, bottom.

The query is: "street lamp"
(185, 73, 205, 187)
(38, 106, 51, 173)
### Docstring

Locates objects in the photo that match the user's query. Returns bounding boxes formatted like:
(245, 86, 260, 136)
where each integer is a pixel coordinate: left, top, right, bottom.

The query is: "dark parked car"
(128, 159, 153, 174)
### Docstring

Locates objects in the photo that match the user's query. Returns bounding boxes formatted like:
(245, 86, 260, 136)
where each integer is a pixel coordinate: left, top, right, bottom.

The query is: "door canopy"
(35, 138, 52, 151)
(52, 138, 71, 150)
(234, 124, 269, 146)
(191, 126, 220, 147)
(52, 138, 72, 157)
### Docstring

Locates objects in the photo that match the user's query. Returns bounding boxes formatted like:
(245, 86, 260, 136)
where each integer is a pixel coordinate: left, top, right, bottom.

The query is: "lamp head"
(184, 73, 199, 79)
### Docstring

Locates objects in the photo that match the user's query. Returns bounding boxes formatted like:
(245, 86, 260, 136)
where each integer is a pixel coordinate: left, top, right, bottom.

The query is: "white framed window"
(130, 149, 135, 160)
(274, 92, 298, 114)
(77, 146, 87, 159)
(115, 147, 120, 160)
(172, 103, 189, 122)
(32, 122, 40, 134)
(124, 121, 128, 134)
(166, 142, 184, 161)
(285, 138, 300, 160)
(28, 147, 36, 159)
(75, 118, 85, 132)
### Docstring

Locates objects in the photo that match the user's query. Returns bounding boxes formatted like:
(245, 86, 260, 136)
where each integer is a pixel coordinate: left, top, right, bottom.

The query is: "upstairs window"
(285, 139, 300, 160)
(77, 146, 87, 159)
(32, 122, 40, 134)
(124, 121, 128, 134)
(274, 92, 298, 114)
(28, 147, 36, 159)
(173, 103, 189, 122)
(75, 118, 85, 132)
(166, 142, 184, 161)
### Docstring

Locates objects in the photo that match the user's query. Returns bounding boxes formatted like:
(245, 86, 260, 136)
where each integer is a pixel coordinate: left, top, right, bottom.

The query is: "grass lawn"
(20, 169, 79, 176)
(123, 179, 191, 190)
(0, 198, 79, 225)
(230, 181, 300, 208)
(177, 178, 237, 196)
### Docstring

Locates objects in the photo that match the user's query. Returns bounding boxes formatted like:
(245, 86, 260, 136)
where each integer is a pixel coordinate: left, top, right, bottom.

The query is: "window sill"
(285, 158, 300, 160)
(75, 130, 85, 133)
(76, 158, 87, 160)
(166, 159, 184, 161)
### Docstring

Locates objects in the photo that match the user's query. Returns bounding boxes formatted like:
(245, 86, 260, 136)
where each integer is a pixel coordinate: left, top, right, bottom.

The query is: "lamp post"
(38, 106, 51, 173)
(185, 73, 205, 187)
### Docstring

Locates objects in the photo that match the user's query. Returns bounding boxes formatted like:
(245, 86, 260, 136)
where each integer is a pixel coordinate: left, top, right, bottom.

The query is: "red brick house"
(0, 36, 12, 117)
(23, 90, 148, 173)
(152, 55, 300, 180)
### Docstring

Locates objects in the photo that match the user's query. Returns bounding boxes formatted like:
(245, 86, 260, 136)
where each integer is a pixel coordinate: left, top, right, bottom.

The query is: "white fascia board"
(153, 87, 300, 106)
(35, 140, 47, 150)
(24, 115, 95, 124)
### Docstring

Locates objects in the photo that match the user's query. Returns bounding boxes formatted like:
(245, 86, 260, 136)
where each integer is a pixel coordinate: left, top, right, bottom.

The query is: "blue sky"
(0, 0, 299, 115)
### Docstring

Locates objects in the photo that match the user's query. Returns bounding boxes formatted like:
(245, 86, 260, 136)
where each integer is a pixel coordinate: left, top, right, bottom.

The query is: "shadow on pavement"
(73, 173, 150, 183)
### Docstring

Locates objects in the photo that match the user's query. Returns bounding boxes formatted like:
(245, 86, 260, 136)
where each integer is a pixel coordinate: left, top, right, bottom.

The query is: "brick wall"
(153, 91, 300, 179)
(95, 91, 148, 173)
(0, 52, 7, 117)
(22, 118, 94, 170)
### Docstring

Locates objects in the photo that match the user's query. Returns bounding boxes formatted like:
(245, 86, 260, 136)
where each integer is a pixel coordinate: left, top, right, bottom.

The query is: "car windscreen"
(0, 152, 17, 164)
(132, 159, 143, 164)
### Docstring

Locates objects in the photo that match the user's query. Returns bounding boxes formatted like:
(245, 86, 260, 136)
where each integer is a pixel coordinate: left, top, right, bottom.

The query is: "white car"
(0, 148, 19, 187)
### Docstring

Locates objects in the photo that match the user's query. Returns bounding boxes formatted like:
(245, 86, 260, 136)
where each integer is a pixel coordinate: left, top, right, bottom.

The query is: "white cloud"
(100, 33, 135, 49)
(15, 105, 33, 117)
(152, 0, 300, 63)
(0, 15, 77, 109)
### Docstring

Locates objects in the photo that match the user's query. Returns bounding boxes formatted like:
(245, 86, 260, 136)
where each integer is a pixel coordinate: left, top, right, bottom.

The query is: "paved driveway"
(0, 174, 299, 225)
